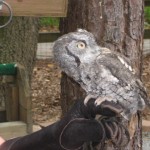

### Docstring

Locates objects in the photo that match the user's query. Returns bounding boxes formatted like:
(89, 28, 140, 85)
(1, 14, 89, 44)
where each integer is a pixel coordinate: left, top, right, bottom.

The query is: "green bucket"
(0, 63, 17, 75)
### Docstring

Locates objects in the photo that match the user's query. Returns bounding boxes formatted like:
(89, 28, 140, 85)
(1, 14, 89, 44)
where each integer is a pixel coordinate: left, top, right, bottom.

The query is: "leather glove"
(0, 98, 128, 150)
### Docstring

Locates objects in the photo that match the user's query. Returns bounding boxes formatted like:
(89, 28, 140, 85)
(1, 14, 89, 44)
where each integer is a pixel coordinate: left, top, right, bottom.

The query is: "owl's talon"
(84, 95, 97, 106)
(95, 98, 106, 106)
(94, 97, 112, 106)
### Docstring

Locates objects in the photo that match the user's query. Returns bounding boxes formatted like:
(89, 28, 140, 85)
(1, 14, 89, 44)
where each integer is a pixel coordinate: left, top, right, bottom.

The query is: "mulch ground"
(31, 59, 61, 125)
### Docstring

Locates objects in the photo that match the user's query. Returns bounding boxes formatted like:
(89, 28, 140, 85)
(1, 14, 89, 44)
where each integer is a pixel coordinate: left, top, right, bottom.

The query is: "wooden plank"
(11, 86, 19, 120)
(5, 84, 19, 121)
(0, 109, 6, 123)
(2, 76, 15, 83)
(17, 64, 32, 133)
(1, 0, 68, 17)
(38, 31, 150, 43)
(143, 39, 150, 56)
(145, 0, 150, 6)
(0, 121, 27, 140)
(38, 32, 61, 43)
(144, 29, 150, 39)
(5, 85, 12, 121)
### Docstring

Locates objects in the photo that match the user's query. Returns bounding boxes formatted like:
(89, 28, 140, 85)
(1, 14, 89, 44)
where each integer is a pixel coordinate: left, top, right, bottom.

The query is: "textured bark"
(60, 0, 144, 149)
(0, 17, 39, 121)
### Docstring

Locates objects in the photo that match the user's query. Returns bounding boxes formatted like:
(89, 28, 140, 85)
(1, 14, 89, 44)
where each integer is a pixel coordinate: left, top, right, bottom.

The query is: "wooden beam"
(1, 76, 15, 83)
(2, 0, 68, 17)
(5, 84, 19, 121)
(17, 64, 32, 133)
(0, 121, 27, 140)
(0, 109, 6, 122)
(38, 31, 150, 43)
(145, 0, 150, 6)
(38, 32, 61, 43)
(144, 29, 150, 39)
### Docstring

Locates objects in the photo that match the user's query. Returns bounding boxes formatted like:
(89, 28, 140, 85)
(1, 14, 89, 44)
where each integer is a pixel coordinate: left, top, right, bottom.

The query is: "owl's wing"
(96, 51, 149, 119)
(96, 50, 136, 84)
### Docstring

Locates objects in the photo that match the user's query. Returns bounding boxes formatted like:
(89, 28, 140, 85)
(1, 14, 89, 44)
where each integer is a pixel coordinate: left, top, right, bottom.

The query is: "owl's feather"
(53, 29, 150, 120)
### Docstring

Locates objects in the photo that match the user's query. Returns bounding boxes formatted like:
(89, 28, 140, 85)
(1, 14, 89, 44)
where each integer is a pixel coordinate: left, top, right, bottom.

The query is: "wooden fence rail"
(145, 0, 150, 6)
(144, 29, 150, 39)
(38, 29, 150, 43)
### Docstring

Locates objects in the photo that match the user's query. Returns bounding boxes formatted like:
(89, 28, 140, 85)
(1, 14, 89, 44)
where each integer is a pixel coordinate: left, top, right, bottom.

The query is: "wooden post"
(0, 65, 32, 139)
(17, 64, 32, 133)
(0, 108, 6, 123)
(5, 82, 19, 121)
(1, 76, 19, 121)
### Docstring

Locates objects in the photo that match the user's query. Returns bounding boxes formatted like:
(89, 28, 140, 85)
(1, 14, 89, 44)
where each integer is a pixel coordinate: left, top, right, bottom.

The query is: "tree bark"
(0, 17, 39, 124)
(60, 0, 144, 149)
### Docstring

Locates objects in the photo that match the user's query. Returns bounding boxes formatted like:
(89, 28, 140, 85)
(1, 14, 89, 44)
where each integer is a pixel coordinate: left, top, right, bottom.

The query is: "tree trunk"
(0, 17, 39, 126)
(60, 0, 144, 149)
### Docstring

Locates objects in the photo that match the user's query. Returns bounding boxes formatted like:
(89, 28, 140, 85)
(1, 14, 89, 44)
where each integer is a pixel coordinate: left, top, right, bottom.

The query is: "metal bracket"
(0, 0, 4, 10)
(0, 0, 13, 28)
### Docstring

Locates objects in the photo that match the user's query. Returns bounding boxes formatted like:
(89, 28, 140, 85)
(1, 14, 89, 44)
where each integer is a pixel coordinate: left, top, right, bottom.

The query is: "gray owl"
(53, 29, 150, 120)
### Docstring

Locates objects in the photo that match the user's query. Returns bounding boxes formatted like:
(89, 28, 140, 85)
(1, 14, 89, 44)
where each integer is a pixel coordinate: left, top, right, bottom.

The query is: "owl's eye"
(77, 42, 86, 49)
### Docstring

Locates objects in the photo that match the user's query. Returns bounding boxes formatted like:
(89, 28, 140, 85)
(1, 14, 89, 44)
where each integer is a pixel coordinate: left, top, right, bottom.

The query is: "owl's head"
(53, 29, 100, 61)
(53, 29, 100, 80)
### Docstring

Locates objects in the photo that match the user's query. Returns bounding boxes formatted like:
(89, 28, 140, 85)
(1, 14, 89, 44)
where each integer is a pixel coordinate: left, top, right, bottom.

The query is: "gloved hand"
(55, 98, 129, 149)
(62, 98, 129, 149)
(0, 98, 129, 150)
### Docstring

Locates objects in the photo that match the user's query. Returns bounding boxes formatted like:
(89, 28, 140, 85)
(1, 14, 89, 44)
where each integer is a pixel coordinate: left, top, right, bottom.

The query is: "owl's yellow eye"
(77, 42, 86, 49)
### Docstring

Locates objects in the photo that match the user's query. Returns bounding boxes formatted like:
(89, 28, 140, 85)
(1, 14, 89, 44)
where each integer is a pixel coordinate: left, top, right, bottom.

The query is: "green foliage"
(145, 7, 150, 24)
(39, 17, 59, 27)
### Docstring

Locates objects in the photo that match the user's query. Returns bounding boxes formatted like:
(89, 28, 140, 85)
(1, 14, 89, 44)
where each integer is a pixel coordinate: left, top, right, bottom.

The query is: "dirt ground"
(32, 55, 150, 125)
(31, 59, 62, 125)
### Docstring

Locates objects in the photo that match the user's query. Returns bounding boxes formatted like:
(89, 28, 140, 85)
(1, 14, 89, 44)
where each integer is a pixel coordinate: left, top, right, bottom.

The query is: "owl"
(53, 29, 149, 120)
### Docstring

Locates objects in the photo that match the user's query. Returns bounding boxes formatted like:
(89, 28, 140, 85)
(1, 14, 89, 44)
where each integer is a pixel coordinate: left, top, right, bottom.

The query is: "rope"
(0, 0, 13, 28)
